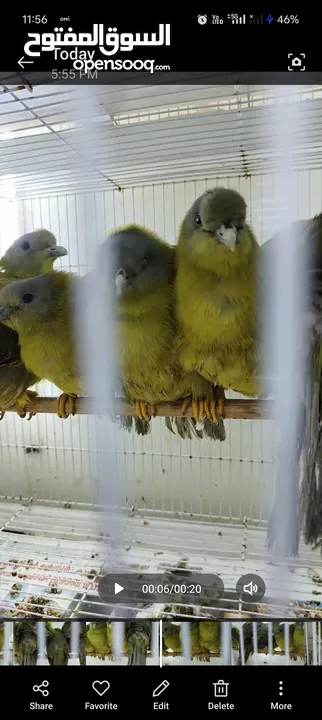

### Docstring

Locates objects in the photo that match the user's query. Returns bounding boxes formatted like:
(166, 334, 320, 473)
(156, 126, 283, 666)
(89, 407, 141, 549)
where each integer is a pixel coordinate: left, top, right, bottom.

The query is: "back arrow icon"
(18, 57, 34, 69)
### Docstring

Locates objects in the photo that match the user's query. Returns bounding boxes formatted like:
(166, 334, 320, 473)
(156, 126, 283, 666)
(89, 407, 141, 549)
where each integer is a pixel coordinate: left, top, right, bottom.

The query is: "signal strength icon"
(227, 13, 246, 24)
(249, 14, 263, 24)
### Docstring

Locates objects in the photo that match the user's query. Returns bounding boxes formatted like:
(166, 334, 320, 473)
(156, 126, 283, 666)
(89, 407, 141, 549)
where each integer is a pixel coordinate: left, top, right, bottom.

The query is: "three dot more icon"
(279, 681, 283, 697)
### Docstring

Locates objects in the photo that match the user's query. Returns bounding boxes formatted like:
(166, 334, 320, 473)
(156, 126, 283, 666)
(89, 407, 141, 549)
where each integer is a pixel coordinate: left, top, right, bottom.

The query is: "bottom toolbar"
(1, 667, 313, 714)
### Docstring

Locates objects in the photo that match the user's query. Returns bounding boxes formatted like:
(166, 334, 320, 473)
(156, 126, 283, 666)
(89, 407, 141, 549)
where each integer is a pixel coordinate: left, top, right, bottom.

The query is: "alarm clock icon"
(198, 15, 207, 24)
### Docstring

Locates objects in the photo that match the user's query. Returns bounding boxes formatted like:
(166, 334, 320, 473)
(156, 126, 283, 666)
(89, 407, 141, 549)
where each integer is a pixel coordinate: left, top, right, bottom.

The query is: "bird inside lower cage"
(161, 621, 317, 666)
(0, 620, 159, 666)
(0, 620, 319, 667)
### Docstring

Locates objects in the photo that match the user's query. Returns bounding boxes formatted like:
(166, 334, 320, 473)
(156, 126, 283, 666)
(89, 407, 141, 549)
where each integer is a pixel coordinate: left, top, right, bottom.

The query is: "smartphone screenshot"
(0, 8, 320, 715)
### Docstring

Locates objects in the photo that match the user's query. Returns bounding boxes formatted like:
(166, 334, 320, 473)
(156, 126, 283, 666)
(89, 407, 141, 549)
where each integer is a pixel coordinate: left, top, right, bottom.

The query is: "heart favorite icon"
(92, 680, 110, 697)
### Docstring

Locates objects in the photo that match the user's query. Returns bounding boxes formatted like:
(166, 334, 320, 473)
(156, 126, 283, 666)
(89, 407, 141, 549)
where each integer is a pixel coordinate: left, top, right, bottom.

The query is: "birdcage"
(0, 619, 159, 666)
(0, 620, 320, 666)
(1, 80, 322, 620)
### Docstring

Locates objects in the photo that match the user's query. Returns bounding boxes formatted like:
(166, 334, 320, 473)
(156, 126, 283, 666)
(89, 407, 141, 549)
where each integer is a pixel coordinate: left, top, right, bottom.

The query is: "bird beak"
(215, 225, 237, 251)
(0, 306, 14, 321)
(115, 269, 130, 296)
(45, 245, 68, 258)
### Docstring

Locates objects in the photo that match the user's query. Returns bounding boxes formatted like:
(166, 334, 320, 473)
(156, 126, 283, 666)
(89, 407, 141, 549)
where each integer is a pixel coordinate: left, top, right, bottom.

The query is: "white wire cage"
(1, 83, 322, 619)
(0, 619, 159, 666)
(0, 620, 319, 666)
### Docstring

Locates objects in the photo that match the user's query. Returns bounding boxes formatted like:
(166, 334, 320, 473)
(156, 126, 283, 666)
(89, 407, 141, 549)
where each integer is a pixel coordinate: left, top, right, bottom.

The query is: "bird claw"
(188, 386, 226, 425)
(134, 400, 155, 422)
(15, 389, 39, 420)
(17, 409, 27, 419)
(192, 398, 205, 424)
(213, 385, 226, 419)
(181, 397, 191, 415)
(204, 398, 218, 423)
(57, 393, 77, 419)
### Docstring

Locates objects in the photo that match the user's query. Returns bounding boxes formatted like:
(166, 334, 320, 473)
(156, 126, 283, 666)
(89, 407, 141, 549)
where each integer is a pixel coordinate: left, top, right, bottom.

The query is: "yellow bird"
(175, 187, 260, 428)
(0, 229, 67, 419)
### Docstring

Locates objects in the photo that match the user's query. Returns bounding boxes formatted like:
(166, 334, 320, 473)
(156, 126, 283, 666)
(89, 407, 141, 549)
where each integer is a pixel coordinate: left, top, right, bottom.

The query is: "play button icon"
(114, 582, 124, 595)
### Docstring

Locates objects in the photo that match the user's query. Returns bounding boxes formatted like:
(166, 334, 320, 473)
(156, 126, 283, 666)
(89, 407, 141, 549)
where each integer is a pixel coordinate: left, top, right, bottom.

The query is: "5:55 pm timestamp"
(52, 69, 98, 81)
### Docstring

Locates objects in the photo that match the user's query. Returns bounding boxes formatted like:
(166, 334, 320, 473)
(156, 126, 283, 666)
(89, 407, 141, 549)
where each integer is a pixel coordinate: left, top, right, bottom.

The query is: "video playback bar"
(98, 573, 266, 605)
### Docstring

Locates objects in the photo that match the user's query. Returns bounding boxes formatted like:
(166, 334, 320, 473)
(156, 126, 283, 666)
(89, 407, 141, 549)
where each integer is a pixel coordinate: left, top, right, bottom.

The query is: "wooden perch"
(84, 648, 305, 659)
(0, 397, 273, 419)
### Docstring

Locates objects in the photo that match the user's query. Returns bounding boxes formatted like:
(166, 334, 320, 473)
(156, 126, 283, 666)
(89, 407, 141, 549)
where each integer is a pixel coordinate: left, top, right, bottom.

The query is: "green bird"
(175, 187, 260, 439)
(274, 622, 295, 653)
(293, 622, 305, 655)
(14, 621, 39, 665)
(0, 229, 68, 420)
(46, 627, 70, 666)
(0, 270, 87, 419)
(199, 621, 221, 653)
(162, 622, 181, 652)
(85, 628, 95, 654)
(237, 622, 268, 665)
(86, 622, 111, 656)
(0, 228, 67, 280)
(126, 620, 151, 665)
(97, 224, 217, 439)
(231, 626, 240, 651)
(187, 621, 201, 654)
(106, 623, 114, 653)
(62, 621, 86, 665)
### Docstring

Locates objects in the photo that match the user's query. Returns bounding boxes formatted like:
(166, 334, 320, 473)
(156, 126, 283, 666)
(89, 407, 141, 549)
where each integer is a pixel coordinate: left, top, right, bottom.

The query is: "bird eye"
(22, 293, 34, 304)
(142, 258, 148, 269)
(20, 241, 30, 251)
(195, 214, 202, 226)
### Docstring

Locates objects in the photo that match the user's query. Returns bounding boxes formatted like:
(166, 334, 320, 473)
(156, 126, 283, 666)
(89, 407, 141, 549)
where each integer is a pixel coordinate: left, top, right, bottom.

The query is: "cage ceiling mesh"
(1, 83, 322, 196)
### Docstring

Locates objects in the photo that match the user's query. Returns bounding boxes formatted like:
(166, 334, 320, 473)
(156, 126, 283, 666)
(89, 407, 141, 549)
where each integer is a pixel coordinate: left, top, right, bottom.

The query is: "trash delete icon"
(213, 680, 229, 697)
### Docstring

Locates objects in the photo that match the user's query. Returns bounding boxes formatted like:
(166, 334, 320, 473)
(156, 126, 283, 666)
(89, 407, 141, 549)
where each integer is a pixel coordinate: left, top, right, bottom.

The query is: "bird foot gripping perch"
(134, 400, 156, 422)
(57, 393, 77, 419)
(0, 389, 38, 422)
(181, 385, 226, 441)
(181, 386, 226, 424)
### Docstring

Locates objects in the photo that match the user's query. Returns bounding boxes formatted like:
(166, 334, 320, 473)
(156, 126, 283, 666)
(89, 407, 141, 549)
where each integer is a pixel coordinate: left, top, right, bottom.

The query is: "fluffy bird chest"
(117, 315, 172, 380)
(178, 274, 254, 346)
(19, 326, 83, 395)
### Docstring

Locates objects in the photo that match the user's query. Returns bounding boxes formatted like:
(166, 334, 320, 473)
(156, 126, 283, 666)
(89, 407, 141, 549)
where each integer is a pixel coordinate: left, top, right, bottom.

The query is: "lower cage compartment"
(1, 501, 322, 619)
(0, 619, 319, 666)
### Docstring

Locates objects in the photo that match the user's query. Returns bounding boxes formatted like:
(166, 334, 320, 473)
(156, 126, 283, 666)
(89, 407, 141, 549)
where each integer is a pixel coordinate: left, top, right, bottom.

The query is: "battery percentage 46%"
(277, 15, 299, 23)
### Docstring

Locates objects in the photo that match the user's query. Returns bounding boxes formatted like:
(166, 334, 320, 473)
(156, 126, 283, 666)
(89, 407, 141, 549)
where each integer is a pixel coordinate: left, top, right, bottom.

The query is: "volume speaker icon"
(236, 574, 266, 602)
(243, 581, 258, 595)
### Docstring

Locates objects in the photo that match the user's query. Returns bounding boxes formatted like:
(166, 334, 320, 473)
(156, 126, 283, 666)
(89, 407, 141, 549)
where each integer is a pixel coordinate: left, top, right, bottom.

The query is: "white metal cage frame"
(0, 620, 319, 666)
(1, 83, 322, 618)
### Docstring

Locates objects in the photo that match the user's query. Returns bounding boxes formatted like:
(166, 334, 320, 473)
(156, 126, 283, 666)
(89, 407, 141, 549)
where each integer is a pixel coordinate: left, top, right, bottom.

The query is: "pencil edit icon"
(152, 681, 170, 697)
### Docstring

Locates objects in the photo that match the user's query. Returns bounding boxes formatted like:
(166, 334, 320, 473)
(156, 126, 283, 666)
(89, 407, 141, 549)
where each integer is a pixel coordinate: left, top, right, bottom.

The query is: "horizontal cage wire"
(0, 620, 320, 666)
(0, 83, 322, 619)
